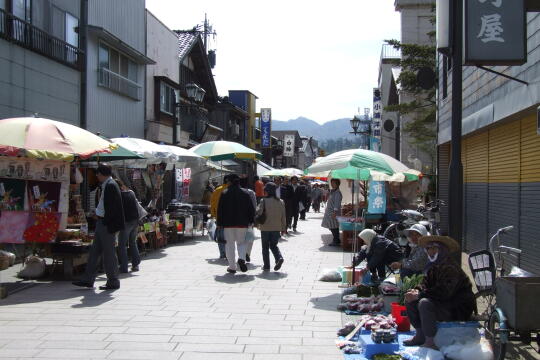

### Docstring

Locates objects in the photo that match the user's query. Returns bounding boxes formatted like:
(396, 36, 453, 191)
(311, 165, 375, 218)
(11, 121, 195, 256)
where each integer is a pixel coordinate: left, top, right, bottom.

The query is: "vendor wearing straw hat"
(403, 235, 475, 350)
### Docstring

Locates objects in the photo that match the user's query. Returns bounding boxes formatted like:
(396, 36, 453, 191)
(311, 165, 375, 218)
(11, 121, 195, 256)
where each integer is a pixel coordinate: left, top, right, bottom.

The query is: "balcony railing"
(0, 8, 82, 70)
(98, 67, 141, 101)
(381, 44, 401, 60)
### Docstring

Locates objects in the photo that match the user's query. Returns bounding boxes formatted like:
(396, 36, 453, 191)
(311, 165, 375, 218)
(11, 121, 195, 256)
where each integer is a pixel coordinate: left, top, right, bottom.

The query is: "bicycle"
(469, 226, 540, 360)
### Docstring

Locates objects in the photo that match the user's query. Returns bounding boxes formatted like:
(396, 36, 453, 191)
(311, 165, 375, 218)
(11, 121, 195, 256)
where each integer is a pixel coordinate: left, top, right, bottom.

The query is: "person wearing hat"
(390, 223, 429, 278)
(403, 235, 475, 349)
(353, 229, 402, 282)
(256, 182, 286, 271)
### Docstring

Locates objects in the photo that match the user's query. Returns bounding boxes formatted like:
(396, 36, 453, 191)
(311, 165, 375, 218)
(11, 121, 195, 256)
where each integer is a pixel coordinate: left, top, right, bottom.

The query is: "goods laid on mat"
(337, 295, 385, 313)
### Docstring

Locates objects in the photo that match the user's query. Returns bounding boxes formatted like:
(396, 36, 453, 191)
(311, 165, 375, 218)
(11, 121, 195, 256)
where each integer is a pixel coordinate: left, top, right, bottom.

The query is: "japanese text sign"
(283, 135, 295, 157)
(261, 108, 272, 148)
(464, 0, 526, 65)
(368, 180, 386, 214)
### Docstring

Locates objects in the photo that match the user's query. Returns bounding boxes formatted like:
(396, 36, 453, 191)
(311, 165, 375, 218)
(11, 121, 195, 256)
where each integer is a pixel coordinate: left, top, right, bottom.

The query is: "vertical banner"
(283, 135, 295, 157)
(261, 108, 272, 148)
(372, 88, 382, 152)
(368, 180, 386, 214)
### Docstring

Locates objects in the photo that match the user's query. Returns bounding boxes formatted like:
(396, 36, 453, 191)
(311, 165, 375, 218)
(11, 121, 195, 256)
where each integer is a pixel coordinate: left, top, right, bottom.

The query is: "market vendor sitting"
(404, 235, 475, 349)
(353, 229, 402, 282)
(389, 224, 429, 278)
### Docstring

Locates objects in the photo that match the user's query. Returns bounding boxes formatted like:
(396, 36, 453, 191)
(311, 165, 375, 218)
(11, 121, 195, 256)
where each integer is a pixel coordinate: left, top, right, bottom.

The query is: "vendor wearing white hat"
(390, 223, 429, 278)
(353, 229, 402, 282)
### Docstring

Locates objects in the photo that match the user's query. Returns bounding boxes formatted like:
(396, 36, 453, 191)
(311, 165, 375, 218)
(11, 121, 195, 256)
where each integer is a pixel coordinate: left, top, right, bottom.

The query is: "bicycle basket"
(468, 250, 496, 293)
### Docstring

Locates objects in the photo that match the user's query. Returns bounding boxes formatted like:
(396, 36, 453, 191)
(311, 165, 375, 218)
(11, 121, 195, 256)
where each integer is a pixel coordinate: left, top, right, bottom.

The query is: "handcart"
(468, 226, 540, 360)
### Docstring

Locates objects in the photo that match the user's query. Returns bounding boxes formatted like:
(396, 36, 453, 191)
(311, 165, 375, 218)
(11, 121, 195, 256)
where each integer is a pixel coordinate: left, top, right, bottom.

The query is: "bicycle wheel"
(487, 310, 507, 360)
(383, 224, 399, 243)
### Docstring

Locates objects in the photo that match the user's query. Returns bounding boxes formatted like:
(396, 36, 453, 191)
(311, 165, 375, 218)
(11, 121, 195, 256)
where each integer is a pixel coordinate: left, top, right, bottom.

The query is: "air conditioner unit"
(233, 124, 240, 136)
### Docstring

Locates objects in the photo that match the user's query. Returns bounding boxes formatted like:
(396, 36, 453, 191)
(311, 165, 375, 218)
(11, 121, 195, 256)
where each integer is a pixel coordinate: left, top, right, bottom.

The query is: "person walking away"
(217, 174, 255, 273)
(322, 179, 342, 246)
(299, 180, 311, 220)
(311, 184, 322, 213)
(240, 177, 257, 263)
(115, 179, 142, 273)
(73, 164, 125, 290)
(210, 175, 231, 259)
(390, 224, 429, 278)
(285, 176, 304, 232)
(256, 182, 285, 271)
(254, 176, 265, 204)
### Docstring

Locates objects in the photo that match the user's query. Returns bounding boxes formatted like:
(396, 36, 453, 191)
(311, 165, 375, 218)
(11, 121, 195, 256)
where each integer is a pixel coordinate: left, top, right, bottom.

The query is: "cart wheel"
(536, 333, 540, 348)
(487, 311, 507, 360)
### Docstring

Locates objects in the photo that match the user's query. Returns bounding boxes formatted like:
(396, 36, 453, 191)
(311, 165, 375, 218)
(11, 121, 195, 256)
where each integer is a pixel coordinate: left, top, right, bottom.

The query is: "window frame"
(160, 81, 177, 116)
(98, 40, 138, 83)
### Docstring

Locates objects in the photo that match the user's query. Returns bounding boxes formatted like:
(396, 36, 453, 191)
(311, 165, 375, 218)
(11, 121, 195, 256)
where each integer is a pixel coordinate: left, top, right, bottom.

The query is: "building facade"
(0, 0, 82, 125)
(272, 130, 302, 169)
(228, 90, 259, 149)
(437, 11, 540, 274)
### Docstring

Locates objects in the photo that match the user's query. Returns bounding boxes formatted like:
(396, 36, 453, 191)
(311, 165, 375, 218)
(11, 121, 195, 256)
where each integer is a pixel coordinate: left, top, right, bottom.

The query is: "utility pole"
(448, 0, 463, 251)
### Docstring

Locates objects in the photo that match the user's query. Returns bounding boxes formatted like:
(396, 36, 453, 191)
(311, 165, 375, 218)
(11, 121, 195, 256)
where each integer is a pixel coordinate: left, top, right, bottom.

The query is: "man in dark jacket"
(283, 176, 306, 232)
(73, 164, 125, 290)
(353, 229, 402, 282)
(217, 174, 255, 274)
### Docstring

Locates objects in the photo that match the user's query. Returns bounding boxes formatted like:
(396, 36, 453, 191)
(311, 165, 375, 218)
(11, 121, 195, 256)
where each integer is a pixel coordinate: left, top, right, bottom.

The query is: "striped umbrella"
(0, 117, 116, 161)
(305, 149, 421, 182)
(190, 141, 262, 161)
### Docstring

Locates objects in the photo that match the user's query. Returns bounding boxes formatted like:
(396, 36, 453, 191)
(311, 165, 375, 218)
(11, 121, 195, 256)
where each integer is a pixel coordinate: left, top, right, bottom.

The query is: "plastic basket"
(339, 222, 364, 231)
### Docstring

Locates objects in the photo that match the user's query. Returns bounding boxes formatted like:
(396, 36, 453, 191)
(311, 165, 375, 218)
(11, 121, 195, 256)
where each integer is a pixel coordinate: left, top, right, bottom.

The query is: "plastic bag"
(398, 347, 445, 360)
(318, 268, 342, 282)
(0, 250, 16, 266)
(17, 256, 46, 279)
(441, 338, 494, 360)
(434, 324, 480, 349)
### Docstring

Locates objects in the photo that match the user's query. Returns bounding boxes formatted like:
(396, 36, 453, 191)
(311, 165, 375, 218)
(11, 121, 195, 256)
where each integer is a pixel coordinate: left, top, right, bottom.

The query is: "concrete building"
(228, 90, 259, 150)
(145, 10, 181, 144)
(387, 0, 435, 173)
(86, 0, 153, 138)
(437, 9, 540, 274)
(272, 130, 302, 169)
(0, 0, 82, 125)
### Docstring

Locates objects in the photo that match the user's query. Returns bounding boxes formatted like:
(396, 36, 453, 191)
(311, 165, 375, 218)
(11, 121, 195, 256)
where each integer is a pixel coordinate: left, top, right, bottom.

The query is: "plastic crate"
(339, 222, 364, 231)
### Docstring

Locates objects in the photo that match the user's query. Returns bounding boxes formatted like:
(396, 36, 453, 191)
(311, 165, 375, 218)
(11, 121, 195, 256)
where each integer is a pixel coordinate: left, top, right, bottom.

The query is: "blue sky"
(146, 1, 401, 124)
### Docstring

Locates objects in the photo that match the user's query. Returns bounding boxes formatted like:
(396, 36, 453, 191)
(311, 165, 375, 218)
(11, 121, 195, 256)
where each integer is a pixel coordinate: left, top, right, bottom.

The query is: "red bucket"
(391, 302, 411, 332)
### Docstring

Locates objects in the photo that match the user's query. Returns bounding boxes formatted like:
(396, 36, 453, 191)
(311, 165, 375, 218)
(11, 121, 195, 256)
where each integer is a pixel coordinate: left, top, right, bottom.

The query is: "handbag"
(255, 199, 267, 225)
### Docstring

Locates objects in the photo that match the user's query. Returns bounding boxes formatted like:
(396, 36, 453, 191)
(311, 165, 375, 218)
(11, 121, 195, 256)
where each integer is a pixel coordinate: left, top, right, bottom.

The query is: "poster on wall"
(0, 178, 26, 211)
(27, 180, 61, 212)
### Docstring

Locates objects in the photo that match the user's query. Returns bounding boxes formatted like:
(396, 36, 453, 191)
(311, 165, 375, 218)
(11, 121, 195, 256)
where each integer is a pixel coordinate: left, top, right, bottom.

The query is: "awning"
(257, 160, 274, 176)
(88, 26, 155, 65)
(201, 123, 223, 143)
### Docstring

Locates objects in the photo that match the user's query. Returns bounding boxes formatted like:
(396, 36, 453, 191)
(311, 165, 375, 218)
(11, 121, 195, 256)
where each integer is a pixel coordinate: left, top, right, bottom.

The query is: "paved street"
(0, 212, 345, 360)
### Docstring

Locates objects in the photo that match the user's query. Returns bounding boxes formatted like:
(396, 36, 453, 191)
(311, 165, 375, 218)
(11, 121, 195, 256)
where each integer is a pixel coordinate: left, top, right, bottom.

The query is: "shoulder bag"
(255, 199, 267, 225)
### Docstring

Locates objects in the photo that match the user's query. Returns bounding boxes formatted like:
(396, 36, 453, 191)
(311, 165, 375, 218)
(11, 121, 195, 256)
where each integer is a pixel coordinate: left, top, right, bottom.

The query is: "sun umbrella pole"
(351, 174, 356, 287)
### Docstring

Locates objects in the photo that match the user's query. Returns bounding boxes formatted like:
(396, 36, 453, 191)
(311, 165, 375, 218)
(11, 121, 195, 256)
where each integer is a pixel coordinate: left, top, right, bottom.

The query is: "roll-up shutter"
(437, 143, 450, 235)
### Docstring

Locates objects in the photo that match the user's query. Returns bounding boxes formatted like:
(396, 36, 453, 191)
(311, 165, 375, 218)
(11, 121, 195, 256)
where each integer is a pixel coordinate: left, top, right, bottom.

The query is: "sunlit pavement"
(0, 211, 345, 360)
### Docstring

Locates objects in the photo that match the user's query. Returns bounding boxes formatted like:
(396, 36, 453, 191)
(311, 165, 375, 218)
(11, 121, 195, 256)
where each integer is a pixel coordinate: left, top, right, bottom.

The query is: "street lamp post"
(174, 83, 206, 145)
(350, 115, 371, 149)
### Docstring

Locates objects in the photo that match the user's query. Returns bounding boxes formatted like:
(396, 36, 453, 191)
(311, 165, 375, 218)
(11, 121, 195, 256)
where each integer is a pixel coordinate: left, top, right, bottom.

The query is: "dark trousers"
(312, 200, 321, 212)
(214, 227, 226, 257)
(330, 228, 340, 244)
(81, 220, 120, 287)
(261, 231, 283, 269)
(287, 211, 299, 229)
(406, 298, 453, 338)
(118, 220, 140, 272)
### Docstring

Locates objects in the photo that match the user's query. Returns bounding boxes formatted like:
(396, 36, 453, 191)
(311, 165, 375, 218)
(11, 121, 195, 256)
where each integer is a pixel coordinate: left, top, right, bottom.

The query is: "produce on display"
(373, 354, 403, 360)
(398, 274, 424, 305)
(337, 295, 385, 313)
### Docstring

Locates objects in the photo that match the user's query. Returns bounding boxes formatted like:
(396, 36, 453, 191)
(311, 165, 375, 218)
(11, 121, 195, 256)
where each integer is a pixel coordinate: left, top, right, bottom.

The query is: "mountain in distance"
(272, 116, 355, 141)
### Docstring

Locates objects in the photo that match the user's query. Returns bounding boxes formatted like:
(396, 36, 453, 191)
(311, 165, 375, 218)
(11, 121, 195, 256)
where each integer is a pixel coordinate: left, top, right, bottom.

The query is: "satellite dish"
(383, 120, 395, 132)
(417, 67, 436, 90)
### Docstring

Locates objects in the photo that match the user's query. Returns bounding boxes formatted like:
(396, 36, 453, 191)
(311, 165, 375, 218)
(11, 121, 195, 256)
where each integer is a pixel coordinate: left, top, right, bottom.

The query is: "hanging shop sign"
(261, 108, 272, 148)
(464, 0, 526, 65)
(283, 135, 295, 157)
(372, 89, 382, 152)
(368, 180, 386, 214)
(175, 168, 191, 201)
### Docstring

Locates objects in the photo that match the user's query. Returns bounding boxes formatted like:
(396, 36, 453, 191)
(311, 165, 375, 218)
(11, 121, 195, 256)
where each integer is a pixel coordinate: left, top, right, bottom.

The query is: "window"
(442, 55, 448, 99)
(65, 12, 78, 47)
(98, 42, 138, 82)
(160, 82, 177, 115)
(12, 0, 30, 22)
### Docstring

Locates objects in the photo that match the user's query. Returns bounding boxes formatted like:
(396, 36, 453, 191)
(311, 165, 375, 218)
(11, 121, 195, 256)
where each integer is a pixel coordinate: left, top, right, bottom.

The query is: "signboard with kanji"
(372, 88, 382, 152)
(283, 135, 295, 157)
(368, 180, 386, 214)
(464, 0, 526, 65)
(261, 108, 272, 148)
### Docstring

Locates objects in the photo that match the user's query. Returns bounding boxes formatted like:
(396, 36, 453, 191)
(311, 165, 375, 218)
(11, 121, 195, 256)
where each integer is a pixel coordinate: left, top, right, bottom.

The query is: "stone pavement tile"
(187, 328, 250, 337)
(236, 337, 301, 345)
(229, 313, 285, 320)
(284, 314, 314, 322)
(40, 333, 109, 341)
(108, 350, 182, 360)
(63, 320, 126, 327)
(250, 330, 313, 338)
(36, 340, 109, 350)
(174, 343, 245, 353)
(0, 340, 43, 349)
(32, 349, 111, 358)
(107, 341, 177, 351)
(130, 315, 187, 323)
(302, 337, 339, 346)
(254, 354, 301, 360)
(5, 320, 64, 327)
(125, 327, 189, 335)
(0, 349, 41, 358)
(124, 321, 174, 328)
(180, 352, 253, 360)
(106, 334, 172, 342)
(146, 310, 179, 317)
(176, 312, 231, 319)
(303, 354, 343, 360)
(312, 331, 339, 338)
(280, 345, 341, 355)
(244, 345, 280, 354)
(172, 322, 233, 330)
(232, 323, 292, 331)
(171, 335, 237, 344)
(31, 325, 97, 333)
(0, 325, 37, 333)
(292, 325, 340, 332)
